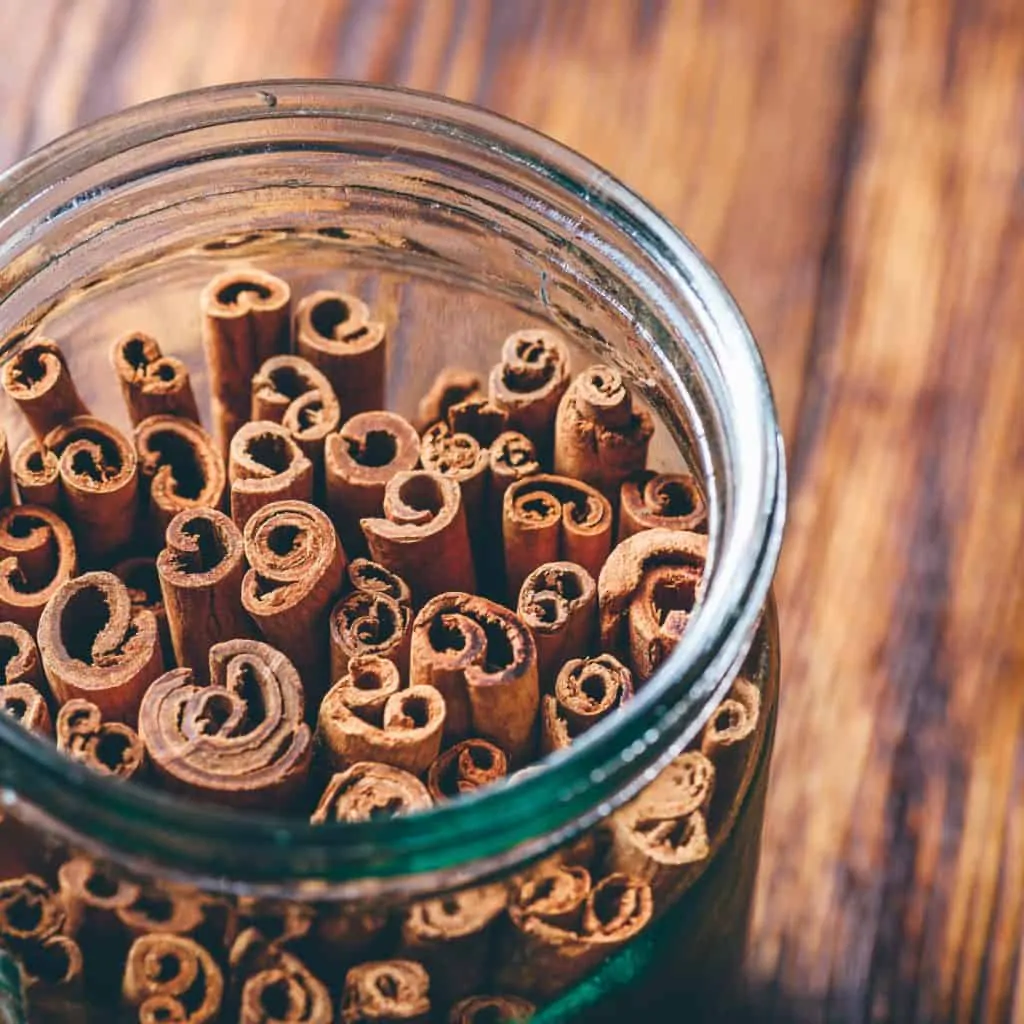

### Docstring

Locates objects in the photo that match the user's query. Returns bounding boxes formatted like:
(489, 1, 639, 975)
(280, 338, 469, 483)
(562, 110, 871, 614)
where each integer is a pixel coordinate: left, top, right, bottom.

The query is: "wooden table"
(2, 1, 1022, 1020)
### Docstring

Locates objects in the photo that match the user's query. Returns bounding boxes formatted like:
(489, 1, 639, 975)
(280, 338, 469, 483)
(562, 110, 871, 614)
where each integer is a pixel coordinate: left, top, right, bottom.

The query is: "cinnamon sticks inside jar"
(12, 440, 60, 508)
(1, 339, 89, 438)
(619, 470, 707, 539)
(312, 762, 432, 824)
(228, 421, 314, 529)
(341, 960, 430, 1024)
(122, 932, 223, 1024)
(110, 332, 200, 425)
(0, 505, 77, 630)
(426, 738, 509, 801)
(541, 653, 633, 753)
(55, 700, 146, 781)
(0, 623, 50, 736)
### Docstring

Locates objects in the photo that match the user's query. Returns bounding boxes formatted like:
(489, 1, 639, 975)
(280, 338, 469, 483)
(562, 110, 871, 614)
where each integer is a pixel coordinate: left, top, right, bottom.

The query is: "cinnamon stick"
(348, 558, 413, 606)
(541, 653, 633, 753)
(700, 677, 762, 828)
(0, 429, 11, 510)
(487, 329, 571, 456)
(37, 571, 163, 722)
(426, 739, 509, 801)
(597, 528, 708, 680)
(0, 876, 65, 947)
(1, 339, 88, 439)
(502, 474, 613, 603)
(229, 421, 314, 530)
(618, 469, 707, 540)
(410, 593, 538, 763)
(56, 699, 146, 780)
(416, 368, 482, 431)
(447, 394, 509, 447)
(311, 762, 432, 824)
(340, 960, 430, 1024)
(294, 291, 387, 420)
(420, 422, 488, 544)
(139, 638, 312, 810)
(110, 331, 200, 425)
(112, 556, 174, 670)
(449, 995, 535, 1024)
(122, 933, 223, 1024)
(324, 410, 420, 557)
(241, 499, 346, 698)
(553, 364, 654, 501)
(362, 471, 476, 604)
(12, 439, 59, 508)
(18, 934, 84, 1024)
(57, 857, 140, 941)
(0, 623, 48, 734)
(319, 658, 445, 775)
(517, 561, 597, 690)
(44, 416, 139, 561)
(401, 883, 507, 1004)
(117, 885, 223, 948)
(329, 582, 412, 683)
(484, 431, 540, 596)
(201, 268, 291, 456)
(156, 507, 253, 682)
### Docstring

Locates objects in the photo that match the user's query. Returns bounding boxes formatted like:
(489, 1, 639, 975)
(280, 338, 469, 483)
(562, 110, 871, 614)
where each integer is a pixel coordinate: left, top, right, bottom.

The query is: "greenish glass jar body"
(0, 83, 785, 1023)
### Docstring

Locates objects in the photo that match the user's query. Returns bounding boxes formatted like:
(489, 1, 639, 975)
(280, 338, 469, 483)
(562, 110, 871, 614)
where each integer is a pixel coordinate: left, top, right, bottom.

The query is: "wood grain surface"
(1, 1, 1023, 1021)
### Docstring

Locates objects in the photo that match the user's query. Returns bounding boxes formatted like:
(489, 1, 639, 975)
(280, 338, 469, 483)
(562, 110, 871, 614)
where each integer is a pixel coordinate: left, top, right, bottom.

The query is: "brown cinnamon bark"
(138, 638, 313, 810)
(117, 885, 223, 947)
(553, 365, 654, 501)
(294, 291, 386, 420)
(19, 934, 85, 1024)
(700, 677, 762, 828)
(426, 739, 508, 800)
(340, 960, 430, 1024)
(202, 268, 291, 456)
(311, 762, 432, 824)
(1, 338, 88, 438)
(449, 995, 536, 1024)
(401, 883, 507, 1004)
(156, 507, 253, 682)
(517, 561, 597, 691)
(329, 586, 412, 683)
(541, 653, 633, 753)
(229, 421, 315, 529)
(0, 682, 51, 737)
(320, 660, 445, 775)
(483, 431, 540, 596)
(0, 429, 11, 509)
(57, 857, 140, 941)
(110, 331, 200, 425)
(12, 439, 59, 508)
(618, 470, 707, 539)
(324, 410, 420, 557)
(241, 500, 346, 698)
(502, 474, 613, 603)
(447, 394, 509, 447)
(609, 749, 714, 902)
(0, 876, 65, 947)
(135, 414, 226, 536)
(0, 504, 77, 631)
(348, 558, 413, 606)
(420, 422, 488, 544)
(362, 471, 476, 604)
(37, 571, 163, 723)
(56, 699, 146, 780)
(122, 932, 223, 1024)
(112, 556, 174, 670)
(487, 329, 571, 456)
(44, 416, 139, 561)
(416, 368, 482, 431)
(597, 527, 708, 679)
(410, 593, 538, 763)
(0, 620, 45, 712)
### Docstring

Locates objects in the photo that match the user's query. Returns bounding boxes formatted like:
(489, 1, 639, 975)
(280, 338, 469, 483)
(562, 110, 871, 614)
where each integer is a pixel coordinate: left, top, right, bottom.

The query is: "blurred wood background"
(2, 1, 1023, 1020)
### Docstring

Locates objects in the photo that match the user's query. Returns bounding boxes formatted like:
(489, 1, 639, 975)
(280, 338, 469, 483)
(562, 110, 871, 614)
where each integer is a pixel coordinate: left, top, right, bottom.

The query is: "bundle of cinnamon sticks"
(0, 268, 768, 1022)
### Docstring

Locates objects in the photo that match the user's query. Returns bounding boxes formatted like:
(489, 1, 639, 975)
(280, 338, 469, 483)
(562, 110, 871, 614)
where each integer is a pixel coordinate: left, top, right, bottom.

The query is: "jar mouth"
(0, 81, 786, 896)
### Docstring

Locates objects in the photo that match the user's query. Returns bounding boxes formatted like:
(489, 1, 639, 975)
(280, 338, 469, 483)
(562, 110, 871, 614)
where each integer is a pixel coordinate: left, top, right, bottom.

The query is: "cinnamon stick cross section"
(311, 762, 432, 824)
(56, 699, 146, 780)
(340, 960, 430, 1024)
(541, 653, 633, 753)
(122, 932, 224, 1024)
(618, 469, 707, 539)
(12, 439, 60, 508)
(110, 331, 200, 425)
(426, 738, 509, 800)
(1, 338, 89, 438)
(228, 421, 314, 529)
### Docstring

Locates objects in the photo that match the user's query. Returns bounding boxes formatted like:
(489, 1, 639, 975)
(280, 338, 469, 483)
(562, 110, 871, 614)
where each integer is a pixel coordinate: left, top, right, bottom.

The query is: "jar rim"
(0, 80, 786, 896)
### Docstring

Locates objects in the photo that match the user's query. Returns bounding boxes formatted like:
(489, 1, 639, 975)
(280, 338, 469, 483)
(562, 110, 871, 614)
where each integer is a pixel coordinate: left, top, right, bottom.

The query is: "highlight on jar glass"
(0, 83, 785, 1023)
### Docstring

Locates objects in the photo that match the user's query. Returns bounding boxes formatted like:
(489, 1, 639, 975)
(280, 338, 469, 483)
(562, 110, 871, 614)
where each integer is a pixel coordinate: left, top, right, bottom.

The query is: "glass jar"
(0, 82, 785, 1023)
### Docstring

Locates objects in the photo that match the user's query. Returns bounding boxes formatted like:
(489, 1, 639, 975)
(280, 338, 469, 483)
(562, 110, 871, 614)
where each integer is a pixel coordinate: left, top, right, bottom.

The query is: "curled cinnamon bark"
(449, 995, 535, 1024)
(619, 470, 707, 539)
(113, 556, 174, 669)
(0, 876, 65, 946)
(295, 291, 386, 420)
(19, 934, 84, 1023)
(138, 639, 313, 809)
(1, 682, 51, 738)
(57, 857, 140, 940)
(324, 411, 420, 557)
(701, 677, 762, 827)
(487, 329, 571, 455)
(122, 932, 223, 1024)
(488, 431, 540, 508)
(0, 429, 11, 509)
(311, 762, 432, 824)
(410, 593, 538, 763)
(44, 416, 139, 561)
(319, 658, 445, 775)
(426, 739, 509, 800)
(416, 368, 482, 431)
(229, 421, 315, 529)
(517, 561, 597, 690)
(362, 471, 476, 604)
(202, 268, 291, 455)
(12, 439, 59, 508)
(0, 621, 44, 691)
(0, 504, 77, 631)
(117, 885, 222, 946)
(341, 960, 430, 1024)
(111, 331, 200, 425)
(447, 394, 509, 447)
(541, 654, 633, 753)
(554, 364, 654, 501)
(597, 528, 707, 679)
(157, 508, 253, 682)
(135, 414, 226, 534)
(242, 500, 346, 697)
(1, 338, 88, 438)
(401, 883, 507, 1003)
(348, 558, 412, 606)
(329, 577, 412, 683)
(56, 699, 146, 780)
(37, 571, 163, 722)
(502, 474, 613, 603)
(420, 423, 488, 540)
